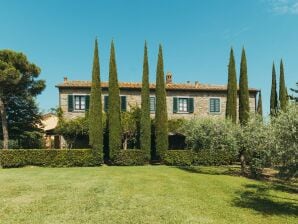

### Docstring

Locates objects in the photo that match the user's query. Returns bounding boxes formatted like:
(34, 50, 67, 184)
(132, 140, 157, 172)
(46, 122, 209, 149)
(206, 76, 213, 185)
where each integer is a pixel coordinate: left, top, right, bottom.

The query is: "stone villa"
(56, 73, 259, 120)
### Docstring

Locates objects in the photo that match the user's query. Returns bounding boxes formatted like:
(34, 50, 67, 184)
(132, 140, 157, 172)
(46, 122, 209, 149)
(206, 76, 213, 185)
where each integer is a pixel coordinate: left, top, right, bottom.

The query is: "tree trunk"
(123, 137, 128, 150)
(240, 152, 246, 175)
(0, 96, 9, 149)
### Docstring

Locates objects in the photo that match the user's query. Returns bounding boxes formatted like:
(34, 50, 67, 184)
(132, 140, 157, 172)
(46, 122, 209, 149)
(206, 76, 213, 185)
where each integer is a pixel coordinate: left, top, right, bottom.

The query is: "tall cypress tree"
(108, 41, 121, 161)
(155, 44, 168, 159)
(279, 59, 287, 111)
(140, 42, 151, 160)
(270, 62, 278, 116)
(89, 39, 103, 158)
(226, 47, 237, 123)
(239, 48, 250, 125)
(257, 91, 263, 117)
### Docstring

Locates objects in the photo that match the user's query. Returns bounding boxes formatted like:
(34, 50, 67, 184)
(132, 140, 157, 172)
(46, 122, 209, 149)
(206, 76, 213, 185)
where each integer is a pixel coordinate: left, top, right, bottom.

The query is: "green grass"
(0, 166, 297, 224)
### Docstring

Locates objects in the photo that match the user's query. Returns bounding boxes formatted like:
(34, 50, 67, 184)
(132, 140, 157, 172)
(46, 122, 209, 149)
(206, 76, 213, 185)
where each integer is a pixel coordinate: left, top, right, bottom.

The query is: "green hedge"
(163, 150, 237, 166)
(113, 149, 148, 166)
(0, 149, 102, 168)
(193, 150, 236, 166)
(163, 150, 193, 166)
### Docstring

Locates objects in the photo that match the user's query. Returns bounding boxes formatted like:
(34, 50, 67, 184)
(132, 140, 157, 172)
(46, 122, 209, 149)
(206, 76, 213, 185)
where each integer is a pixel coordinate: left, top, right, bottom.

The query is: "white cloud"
(267, 0, 298, 15)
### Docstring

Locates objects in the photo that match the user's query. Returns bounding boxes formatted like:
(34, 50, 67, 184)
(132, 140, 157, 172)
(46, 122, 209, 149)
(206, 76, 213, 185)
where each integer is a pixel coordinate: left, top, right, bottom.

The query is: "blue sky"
(0, 0, 297, 115)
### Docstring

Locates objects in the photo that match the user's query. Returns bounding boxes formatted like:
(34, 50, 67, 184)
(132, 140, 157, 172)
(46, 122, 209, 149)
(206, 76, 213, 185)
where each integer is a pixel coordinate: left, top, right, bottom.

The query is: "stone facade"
(57, 81, 258, 120)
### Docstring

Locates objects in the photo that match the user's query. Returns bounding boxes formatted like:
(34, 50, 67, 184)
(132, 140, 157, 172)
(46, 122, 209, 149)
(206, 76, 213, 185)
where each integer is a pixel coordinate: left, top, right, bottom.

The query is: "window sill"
(174, 112, 193, 114)
(72, 110, 86, 113)
(209, 112, 221, 115)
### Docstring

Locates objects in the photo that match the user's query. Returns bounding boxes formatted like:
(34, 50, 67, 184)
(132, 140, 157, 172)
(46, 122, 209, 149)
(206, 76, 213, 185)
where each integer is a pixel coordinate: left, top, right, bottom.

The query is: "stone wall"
(59, 88, 257, 120)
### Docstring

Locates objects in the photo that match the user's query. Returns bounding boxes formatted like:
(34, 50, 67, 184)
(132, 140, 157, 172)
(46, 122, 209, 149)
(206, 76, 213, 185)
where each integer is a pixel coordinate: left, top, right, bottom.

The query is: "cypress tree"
(279, 59, 287, 111)
(257, 91, 263, 117)
(239, 48, 250, 125)
(108, 41, 121, 161)
(155, 44, 168, 159)
(225, 47, 237, 123)
(89, 38, 103, 158)
(270, 62, 278, 116)
(140, 42, 151, 159)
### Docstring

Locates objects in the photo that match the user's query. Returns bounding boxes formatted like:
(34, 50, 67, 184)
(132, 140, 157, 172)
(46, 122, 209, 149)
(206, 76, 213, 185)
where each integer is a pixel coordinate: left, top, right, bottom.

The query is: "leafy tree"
(89, 39, 103, 158)
(226, 48, 237, 123)
(108, 41, 121, 160)
(121, 106, 141, 150)
(0, 50, 45, 149)
(257, 91, 263, 117)
(271, 104, 297, 179)
(289, 82, 298, 102)
(140, 42, 151, 159)
(56, 116, 88, 149)
(239, 115, 273, 179)
(270, 62, 278, 116)
(155, 45, 168, 159)
(279, 59, 288, 111)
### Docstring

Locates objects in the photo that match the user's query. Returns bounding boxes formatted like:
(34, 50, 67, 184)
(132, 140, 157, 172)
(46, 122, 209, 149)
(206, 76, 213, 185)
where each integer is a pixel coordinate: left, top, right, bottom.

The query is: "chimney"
(64, 77, 68, 82)
(166, 72, 173, 84)
(195, 81, 199, 88)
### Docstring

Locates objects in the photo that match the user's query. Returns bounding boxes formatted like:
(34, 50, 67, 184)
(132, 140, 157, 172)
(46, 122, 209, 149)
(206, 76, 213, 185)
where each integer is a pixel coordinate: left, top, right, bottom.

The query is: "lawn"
(0, 166, 297, 224)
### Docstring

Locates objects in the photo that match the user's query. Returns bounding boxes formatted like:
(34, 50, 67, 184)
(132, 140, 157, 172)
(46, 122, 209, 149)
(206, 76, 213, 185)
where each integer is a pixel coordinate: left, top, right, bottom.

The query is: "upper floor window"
(209, 98, 220, 113)
(75, 96, 86, 110)
(104, 95, 127, 112)
(68, 95, 90, 112)
(150, 97, 156, 112)
(173, 97, 194, 113)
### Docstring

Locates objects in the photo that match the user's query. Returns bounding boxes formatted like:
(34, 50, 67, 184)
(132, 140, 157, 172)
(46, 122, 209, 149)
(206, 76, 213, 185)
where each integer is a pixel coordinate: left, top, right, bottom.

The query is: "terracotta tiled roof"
(56, 80, 259, 92)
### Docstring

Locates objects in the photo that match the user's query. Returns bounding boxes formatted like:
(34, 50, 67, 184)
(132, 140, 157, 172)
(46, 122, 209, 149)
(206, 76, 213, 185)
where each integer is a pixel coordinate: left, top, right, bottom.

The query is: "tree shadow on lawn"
(232, 183, 298, 216)
(178, 165, 241, 176)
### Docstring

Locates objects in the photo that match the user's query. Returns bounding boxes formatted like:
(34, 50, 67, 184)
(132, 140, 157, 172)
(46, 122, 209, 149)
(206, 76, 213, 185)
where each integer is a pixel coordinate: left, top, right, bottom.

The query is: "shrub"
(181, 118, 239, 161)
(163, 150, 193, 166)
(113, 149, 148, 166)
(193, 149, 237, 166)
(0, 149, 102, 168)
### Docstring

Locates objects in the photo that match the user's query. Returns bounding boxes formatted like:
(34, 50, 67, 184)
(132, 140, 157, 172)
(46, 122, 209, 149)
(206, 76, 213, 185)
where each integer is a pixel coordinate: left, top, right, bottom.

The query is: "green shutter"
(121, 96, 127, 112)
(68, 95, 74, 112)
(188, 98, 194, 113)
(173, 97, 178, 113)
(85, 95, 90, 111)
(104, 96, 108, 112)
(215, 99, 220, 112)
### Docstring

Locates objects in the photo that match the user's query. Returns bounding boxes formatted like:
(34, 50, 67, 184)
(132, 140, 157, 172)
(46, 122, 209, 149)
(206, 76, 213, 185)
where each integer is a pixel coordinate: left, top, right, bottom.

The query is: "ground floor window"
(209, 98, 220, 113)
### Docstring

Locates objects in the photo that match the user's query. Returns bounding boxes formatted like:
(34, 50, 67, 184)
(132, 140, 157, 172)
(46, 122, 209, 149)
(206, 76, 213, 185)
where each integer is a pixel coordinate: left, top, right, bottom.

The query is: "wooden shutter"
(121, 96, 127, 112)
(104, 96, 108, 112)
(85, 95, 90, 111)
(188, 98, 194, 113)
(173, 97, 178, 113)
(68, 95, 74, 112)
(215, 99, 220, 112)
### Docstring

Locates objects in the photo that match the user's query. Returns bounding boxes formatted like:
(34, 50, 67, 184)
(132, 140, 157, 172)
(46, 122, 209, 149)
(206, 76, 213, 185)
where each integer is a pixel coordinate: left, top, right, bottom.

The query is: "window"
(178, 98, 188, 112)
(173, 97, 194, 113)
(150, 97, 156, 112)
(74, 96, 86, 110)
(103, 95, 127, 112)
(209, 98, 220, 113)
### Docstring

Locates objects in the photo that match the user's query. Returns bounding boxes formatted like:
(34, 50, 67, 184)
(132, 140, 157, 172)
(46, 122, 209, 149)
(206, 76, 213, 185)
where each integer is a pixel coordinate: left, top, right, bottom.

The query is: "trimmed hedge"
(193, 150, 236, 166)
(113, 149, 148, 166)
(163, 150, 237, 166)
(0, 149, 102, 168)
(163, 150, 193, 166)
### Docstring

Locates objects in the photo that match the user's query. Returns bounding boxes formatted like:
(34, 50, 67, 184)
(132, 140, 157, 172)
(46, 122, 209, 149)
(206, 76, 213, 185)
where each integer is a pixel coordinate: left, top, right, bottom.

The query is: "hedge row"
(113, 149, 148, 166)
(0, 149, 236, 168)
(0, 149, 102, 168)
(164, 150, 236, 166)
